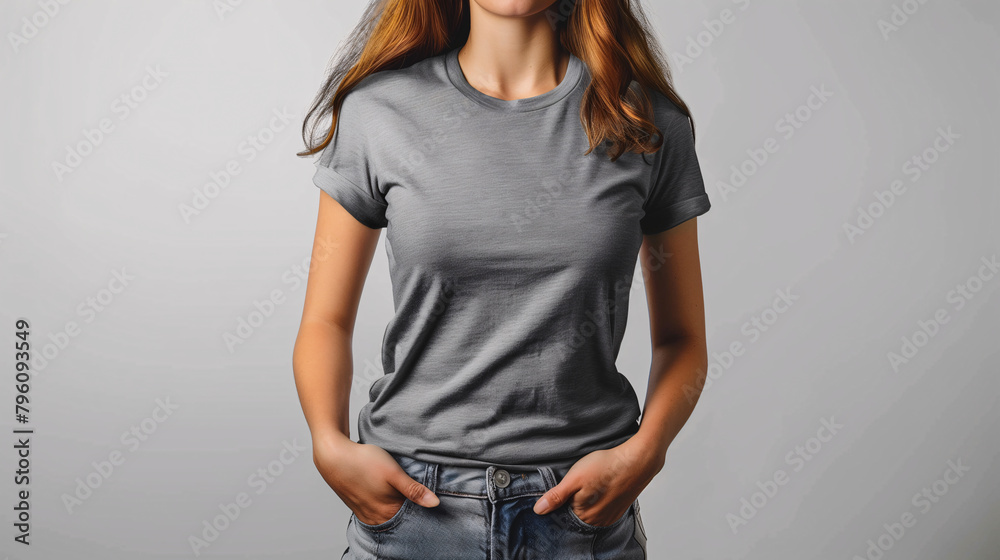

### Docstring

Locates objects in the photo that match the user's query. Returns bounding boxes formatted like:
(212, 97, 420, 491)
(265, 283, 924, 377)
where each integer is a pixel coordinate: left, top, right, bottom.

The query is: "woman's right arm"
(293, 189, 379, 449)
(292, 191, 439, 525)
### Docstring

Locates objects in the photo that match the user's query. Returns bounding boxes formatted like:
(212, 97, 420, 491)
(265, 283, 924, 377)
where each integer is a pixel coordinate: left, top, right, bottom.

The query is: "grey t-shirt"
(312, 47, 711, 470)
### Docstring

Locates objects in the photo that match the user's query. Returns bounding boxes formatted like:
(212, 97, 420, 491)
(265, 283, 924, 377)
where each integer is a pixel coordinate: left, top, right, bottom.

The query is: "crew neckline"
(444, 47, 585, 113)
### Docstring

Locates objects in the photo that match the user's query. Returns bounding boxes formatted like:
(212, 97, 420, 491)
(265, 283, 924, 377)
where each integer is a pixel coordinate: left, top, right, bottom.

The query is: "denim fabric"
(341, 452, 647, 559)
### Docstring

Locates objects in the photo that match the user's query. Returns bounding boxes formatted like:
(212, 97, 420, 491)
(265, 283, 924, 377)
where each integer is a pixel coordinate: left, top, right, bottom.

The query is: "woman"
(292, 1, 711, 558)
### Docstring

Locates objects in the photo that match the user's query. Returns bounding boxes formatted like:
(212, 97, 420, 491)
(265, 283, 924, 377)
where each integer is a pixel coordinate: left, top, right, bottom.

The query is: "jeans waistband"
(388, 451, 573, 503)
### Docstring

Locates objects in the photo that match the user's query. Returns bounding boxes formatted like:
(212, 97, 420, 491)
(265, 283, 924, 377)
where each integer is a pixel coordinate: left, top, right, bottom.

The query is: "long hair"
(298, 0, 693, 162)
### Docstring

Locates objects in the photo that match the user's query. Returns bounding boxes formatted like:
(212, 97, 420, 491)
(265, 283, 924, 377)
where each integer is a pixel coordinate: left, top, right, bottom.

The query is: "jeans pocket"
(352, 498, 411, 533)
(564, 500, 634, 532)
(632, 498, 647, 550)
(543, 465, 634, 532)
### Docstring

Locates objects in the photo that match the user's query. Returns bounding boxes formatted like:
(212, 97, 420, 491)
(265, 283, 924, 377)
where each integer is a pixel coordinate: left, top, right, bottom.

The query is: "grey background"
(1, 1, 998, 558)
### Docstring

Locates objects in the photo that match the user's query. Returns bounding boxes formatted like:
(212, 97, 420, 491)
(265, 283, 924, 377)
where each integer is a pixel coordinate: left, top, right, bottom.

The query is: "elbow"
(650, 330, 707, 352)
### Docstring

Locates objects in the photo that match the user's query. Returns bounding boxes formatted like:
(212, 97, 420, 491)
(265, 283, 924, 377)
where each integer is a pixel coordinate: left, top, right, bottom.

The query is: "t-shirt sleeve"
(312, 90, 388, 229)
(639, 102, 711, 235)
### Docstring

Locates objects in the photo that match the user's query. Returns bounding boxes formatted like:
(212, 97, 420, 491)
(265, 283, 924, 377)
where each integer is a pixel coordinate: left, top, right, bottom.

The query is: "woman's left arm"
(533, 217, 709, 526)
(632, 215, 709, 461)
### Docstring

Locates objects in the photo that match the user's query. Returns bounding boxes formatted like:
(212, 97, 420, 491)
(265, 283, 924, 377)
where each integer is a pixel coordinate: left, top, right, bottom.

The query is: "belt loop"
(536, 465, 557, 489)
(486, 466, 497, 503)
(423, 460, 438, 494)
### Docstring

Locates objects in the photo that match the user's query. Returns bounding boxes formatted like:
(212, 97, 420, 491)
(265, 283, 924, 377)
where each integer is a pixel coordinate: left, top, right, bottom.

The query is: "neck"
(458, 4, 570, 101)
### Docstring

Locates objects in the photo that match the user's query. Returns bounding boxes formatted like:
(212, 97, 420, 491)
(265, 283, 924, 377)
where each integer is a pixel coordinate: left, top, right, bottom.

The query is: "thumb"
(388, 468, 440, 508)
(534, 480, 574, 515)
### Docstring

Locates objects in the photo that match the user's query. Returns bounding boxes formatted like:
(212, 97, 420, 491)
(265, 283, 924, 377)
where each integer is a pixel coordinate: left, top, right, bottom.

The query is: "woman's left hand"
(533, 435, 665, 527)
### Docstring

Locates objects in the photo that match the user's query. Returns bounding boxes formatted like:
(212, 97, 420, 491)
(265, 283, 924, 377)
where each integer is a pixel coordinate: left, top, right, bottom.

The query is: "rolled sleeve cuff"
(313, 164, 387, 229)
(640, 193, 711, 235)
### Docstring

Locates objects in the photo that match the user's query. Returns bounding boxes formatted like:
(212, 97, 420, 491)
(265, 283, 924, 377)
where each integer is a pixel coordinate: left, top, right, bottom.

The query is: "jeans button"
(493, 468, 510, 488)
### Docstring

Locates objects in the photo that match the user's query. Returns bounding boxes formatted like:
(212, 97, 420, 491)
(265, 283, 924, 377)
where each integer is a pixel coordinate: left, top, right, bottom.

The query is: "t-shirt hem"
(640, 192, 711, 235)
(399, 452, 581, 472)
(369, 432, 640, 471)
(313, 164, 387, 229)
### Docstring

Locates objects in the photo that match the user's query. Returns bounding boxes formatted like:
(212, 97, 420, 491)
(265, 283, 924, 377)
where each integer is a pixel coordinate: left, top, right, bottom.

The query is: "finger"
(534, 478, 579, 515)
(387, 468, 440, 508)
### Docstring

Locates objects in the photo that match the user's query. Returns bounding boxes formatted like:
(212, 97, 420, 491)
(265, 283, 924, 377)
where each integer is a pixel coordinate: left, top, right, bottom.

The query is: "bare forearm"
(632, 335, 709, 460)
(292, 319, 355, 445)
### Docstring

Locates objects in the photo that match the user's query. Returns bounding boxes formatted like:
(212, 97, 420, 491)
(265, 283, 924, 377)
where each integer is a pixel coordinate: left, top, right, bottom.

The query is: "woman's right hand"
(312, 433, 440, 526)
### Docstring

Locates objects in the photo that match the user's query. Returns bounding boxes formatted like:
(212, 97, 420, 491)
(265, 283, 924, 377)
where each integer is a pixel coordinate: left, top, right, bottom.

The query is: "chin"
(472, 0, 559, 18)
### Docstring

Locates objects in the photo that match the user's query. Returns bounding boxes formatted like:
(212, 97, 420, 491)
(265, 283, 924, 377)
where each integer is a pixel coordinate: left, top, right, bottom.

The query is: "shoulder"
(340, 52, 449, 116)
(644, 86, 692, 139)
(624, 80, 689, 133)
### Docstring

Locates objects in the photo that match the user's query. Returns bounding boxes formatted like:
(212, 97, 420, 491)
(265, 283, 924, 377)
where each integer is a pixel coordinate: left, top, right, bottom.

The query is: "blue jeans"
(342, 451, 648, 559)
